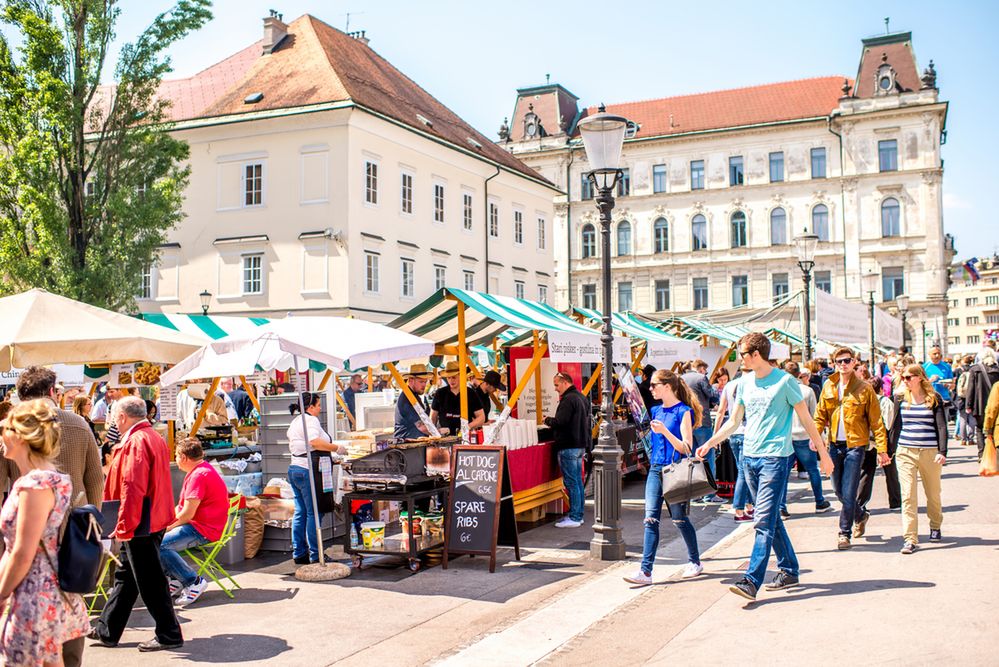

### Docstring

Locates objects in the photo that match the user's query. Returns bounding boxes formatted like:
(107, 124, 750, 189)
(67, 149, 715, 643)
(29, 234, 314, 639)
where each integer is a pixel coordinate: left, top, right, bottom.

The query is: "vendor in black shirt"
(431, 362, 486, 435)
(470, 369, 506, 421)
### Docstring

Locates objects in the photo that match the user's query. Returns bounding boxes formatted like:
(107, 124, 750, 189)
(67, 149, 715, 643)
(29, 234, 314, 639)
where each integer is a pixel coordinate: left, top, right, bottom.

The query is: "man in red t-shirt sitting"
(159, 438, 229, 606)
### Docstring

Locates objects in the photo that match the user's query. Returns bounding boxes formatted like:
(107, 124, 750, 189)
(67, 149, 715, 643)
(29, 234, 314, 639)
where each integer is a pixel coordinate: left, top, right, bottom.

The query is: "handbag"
(39, 504, 107, 597)
(661, 457, 717, 505)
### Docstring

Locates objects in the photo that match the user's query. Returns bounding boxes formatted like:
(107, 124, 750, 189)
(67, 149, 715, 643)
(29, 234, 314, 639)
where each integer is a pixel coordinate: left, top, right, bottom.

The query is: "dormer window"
(624, 121, 640, 139)
(523, 103, 545, 139)
(874, 53, 897, 96)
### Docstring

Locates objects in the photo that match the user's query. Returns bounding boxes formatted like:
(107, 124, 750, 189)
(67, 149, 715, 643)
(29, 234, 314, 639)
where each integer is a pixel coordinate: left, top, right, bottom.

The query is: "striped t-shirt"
(898, 401, 937, 449)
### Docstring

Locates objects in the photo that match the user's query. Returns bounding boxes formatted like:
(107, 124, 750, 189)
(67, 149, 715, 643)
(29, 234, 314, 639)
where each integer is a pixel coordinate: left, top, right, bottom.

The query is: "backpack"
(41, 504, 106, 595)
(956, 371, 970, 401)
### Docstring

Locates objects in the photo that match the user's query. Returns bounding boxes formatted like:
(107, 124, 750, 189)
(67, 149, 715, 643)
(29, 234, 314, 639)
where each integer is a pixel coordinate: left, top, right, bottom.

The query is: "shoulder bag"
(661, 457, 717, 505)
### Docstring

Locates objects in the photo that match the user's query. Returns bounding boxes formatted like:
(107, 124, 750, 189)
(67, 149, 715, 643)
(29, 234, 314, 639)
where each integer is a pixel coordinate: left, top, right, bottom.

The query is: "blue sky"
(101, 1, 997, 257)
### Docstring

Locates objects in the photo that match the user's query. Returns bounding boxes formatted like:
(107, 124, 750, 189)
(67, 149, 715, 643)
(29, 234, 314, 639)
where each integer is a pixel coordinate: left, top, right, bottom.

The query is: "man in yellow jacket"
(813, 347, 890, 550)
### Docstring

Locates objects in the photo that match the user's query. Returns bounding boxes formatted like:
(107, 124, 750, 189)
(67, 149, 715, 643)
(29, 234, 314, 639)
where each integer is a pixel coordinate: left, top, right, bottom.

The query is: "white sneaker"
(681, 562, 704, 579)
(168, 578, 183, 597)
(623, 570, 653, 585)
(554, 517, 583, 528)
(175, 577, 208, 607)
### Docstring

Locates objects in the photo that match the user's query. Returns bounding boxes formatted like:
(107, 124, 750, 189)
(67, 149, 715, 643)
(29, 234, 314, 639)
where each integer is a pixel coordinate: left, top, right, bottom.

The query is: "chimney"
(347, 30, 369, 46)
(262, 11, 288, 54)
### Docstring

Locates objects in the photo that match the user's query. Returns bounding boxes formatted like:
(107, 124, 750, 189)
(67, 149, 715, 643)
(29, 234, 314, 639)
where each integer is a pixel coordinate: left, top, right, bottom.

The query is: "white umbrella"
(0, 289, 207, 371)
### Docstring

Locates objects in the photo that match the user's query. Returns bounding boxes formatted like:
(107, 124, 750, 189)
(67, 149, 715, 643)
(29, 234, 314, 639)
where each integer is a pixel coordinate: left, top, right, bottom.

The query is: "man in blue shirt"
(394, 365, 432, 440)
(342, 374, 364, 425)
(700, 333, 833, 602)
(923, 346, 954, 418)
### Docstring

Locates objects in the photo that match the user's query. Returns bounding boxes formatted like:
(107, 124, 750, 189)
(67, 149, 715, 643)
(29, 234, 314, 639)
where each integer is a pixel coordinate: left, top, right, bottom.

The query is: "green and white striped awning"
(140, 313, 271, 340)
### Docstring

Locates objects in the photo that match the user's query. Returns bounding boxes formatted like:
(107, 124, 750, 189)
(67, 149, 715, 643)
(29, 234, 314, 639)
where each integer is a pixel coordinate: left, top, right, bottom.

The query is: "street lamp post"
(896, 294, 909, 351)
(794, 232, 819, 362)
(917, 310, 929, 361)
(199, 289, 212, 316)
(578, 105, 628, 561)
(862, 271, 879, 373)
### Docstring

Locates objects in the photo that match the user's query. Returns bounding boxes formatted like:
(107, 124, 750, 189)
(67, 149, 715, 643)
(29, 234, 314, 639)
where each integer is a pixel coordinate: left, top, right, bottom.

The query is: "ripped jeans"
(641, 463, 701, 574)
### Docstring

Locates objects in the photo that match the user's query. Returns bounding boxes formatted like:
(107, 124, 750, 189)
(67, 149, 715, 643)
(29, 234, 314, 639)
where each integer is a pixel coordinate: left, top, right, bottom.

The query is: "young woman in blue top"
(624, 369, 704, 585)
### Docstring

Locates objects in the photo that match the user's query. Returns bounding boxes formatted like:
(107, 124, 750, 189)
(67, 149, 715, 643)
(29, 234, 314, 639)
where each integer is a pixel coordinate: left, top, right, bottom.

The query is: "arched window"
(881, 197, 900, 237)
(730, 211, 747, 248)
(812, 204, 829, 241)
(617, 220, 632, 256)
(581, 224, 596, 258)
(691, 214, 707, 251)
(653, 217, 669, 253)
(770, 208, 787, 245)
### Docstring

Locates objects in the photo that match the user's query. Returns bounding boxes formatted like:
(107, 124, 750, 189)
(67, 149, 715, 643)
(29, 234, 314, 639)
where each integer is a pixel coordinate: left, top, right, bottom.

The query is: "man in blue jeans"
(700, 333, 833, 602)
(780, 369, 831, 517)
(545, 372, 592, 528)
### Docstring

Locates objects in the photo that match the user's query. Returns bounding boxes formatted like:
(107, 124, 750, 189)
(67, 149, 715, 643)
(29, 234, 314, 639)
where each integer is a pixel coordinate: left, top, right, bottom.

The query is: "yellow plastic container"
(360, 521, 386, 548)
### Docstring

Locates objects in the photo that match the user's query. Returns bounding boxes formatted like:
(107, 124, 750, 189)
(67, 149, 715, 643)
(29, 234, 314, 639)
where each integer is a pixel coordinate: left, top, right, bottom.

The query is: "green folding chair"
(181, 495, 243, 599)
(86, 555, 115, 614)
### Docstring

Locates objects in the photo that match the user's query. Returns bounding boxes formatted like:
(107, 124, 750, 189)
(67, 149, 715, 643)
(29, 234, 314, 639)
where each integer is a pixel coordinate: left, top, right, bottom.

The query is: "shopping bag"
(979, 437, 999, 477)
(662, 457, 717, 504)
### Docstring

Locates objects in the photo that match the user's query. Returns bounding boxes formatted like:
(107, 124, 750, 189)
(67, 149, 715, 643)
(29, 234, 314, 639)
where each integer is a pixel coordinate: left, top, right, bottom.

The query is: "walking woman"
(625, 369, 703, 585)
(0, 399, 89, 667)
(888, 364, 948, 554)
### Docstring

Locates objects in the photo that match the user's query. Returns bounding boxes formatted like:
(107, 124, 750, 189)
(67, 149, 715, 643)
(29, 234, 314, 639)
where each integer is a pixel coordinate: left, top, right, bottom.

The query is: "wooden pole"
(189, 377, 221, 434)
(317, 369, 333, 391)
(532, 330, 543, 425)
(457, 301, 469, 434)
(582, 363, 602, 397)
(367, 367, 373, 391)
(386, 362, 420, 408)
(238, 375, 262, 414)
(506, 343, 547, 410)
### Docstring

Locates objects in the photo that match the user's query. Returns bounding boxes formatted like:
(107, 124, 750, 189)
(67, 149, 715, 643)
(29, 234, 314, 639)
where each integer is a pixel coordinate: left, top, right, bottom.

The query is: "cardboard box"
(259, 498, 296, 523)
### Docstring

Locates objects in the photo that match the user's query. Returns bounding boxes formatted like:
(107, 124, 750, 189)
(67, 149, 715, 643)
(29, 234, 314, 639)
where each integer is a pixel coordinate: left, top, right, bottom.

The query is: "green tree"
(0, 0, 212, 311)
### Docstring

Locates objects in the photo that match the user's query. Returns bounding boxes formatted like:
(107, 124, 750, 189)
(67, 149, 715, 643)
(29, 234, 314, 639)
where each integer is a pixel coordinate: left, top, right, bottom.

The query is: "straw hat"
(404, 363, 433, 379)
(439, 361, 462, 378)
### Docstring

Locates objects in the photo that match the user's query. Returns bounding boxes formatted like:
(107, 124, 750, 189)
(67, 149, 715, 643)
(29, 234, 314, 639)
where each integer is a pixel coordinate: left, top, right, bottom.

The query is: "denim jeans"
(955, 411, 976, 441)
(729, 434, 754, 510)
(159, 523, 208, 587)
(289, 465, 324, 561)
(828, 443, 866, 536)
(780, 440, 826, 512)
(641, 464, 700, 574)
(743, 455, 799, 589)
(693, 426, 715, 477)
(558, 448, 585, 522)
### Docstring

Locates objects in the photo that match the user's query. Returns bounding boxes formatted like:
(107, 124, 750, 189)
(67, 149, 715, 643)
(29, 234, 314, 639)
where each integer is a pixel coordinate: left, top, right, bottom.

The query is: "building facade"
(501, 31, 953, 342)
(138, 14, 556, 322)
(945, 257, 999, 357)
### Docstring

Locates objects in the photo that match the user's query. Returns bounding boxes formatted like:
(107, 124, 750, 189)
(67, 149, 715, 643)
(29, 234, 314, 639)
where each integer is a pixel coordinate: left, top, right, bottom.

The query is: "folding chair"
(86, 555, 114, 614)
(181, 495, 243, 599)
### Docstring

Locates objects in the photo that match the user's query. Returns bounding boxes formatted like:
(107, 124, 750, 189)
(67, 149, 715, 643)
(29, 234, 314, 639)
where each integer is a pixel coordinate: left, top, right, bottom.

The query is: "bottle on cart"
(349, 524, 359, 548)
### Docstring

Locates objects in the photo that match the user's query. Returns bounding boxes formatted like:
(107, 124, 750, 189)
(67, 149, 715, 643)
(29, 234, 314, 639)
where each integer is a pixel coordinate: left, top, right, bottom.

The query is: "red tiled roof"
(577, 77, 850, 139)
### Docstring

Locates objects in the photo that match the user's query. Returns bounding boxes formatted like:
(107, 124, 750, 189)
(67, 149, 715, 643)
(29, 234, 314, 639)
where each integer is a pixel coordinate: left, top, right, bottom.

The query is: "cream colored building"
(501, 31, 953, 343)
(138, 14, 556, 322)
(945, 257, 999, 357)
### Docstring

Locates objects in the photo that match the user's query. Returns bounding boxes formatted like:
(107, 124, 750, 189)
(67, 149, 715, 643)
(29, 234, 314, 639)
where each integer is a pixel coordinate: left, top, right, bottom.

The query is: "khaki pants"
(896, 446, 943, 544)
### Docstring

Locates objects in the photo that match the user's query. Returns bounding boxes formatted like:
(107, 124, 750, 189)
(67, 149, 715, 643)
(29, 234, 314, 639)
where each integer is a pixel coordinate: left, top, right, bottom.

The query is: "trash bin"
(217, 512, 246, 566)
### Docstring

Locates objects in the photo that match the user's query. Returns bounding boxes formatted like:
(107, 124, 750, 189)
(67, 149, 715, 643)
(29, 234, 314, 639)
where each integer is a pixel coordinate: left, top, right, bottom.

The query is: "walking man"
(812, 348, 889, 549)
(700, 333, 833, 602)
(544, 371, 591, 528)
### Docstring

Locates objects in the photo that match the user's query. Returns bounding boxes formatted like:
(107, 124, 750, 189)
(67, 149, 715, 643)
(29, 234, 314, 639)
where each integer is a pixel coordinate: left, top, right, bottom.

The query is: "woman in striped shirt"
(887, 364, 948, 554)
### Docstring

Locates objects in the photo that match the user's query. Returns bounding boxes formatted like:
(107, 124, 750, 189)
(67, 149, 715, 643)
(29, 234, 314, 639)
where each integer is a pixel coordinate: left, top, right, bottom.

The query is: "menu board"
(87, 363, 164, 388)
(443, 445, 520, 572)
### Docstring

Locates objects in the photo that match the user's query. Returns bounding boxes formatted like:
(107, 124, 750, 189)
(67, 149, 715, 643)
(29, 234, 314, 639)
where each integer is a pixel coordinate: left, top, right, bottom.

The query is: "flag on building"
(963, 257, 981, 283)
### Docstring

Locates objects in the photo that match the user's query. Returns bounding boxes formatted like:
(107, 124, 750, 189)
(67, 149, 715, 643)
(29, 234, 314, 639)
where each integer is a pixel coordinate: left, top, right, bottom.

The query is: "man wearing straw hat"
(431, 362, 486, 436)
(394, 364, 434, 439)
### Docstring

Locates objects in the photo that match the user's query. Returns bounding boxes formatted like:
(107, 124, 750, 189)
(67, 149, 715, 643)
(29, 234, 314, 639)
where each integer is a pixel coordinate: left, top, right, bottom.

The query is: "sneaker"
(555, 517, 583, 528)
(852, 511, 870, 538)
(745, 508, 755, 518)
(837, 535, 852, 550)
(623, 570, 653, 585)
(293, 555, 310, 565)
(706, 495, 726, 504)
(929, 528, 942, 542)
(734, 513, 753, 523)
(779, 509, 791, 520)
(891, 506, 902, 513)
(797, 471, 808, 480)
(681, 562, 704, 579)
(764, 571, 800, 591)
(815, 500, 832, 514)
(900, 541, 918, 554)
(168, 578, 183, 597)
(728, 577, 758, 601)
(175, 577, 208, 607)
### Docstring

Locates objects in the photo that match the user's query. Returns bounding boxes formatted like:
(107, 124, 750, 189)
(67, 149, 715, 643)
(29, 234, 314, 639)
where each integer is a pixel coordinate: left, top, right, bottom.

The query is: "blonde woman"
(0, 399, 89, 666)
(887, 365, 948, 554)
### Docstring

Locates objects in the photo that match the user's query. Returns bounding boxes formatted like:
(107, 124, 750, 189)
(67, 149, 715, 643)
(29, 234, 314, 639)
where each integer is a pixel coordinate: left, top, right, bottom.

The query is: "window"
(812, 204, 829, 242)
(769, 152, 784, 183)
(580, 176, 593, 200)
(514, 210, 523, 245)
(882, 266, 904, 302)
(489, 202, 499, 237)
(732, 275, 748, 307)
(947, 318, 959, 327)
(617, 282, 633, 311)
(967, 316, 980, 325)
(811, 148, 827, 179)
(881, 198, 900, 237)
(244, 163, 263, 206)
(463, 270, 475, 291)
(365, 253, 380, 293)
(967, 297, 979, 306)
(987, 314, 999, 324)
(463, 192, 473, 231)
(878, 139, 898, 172)
(950, 336, 961, 345)
(400, 259, 415, 298)
(691, 214, 708, 251)
(654, 279, 670, 312)
(537, 285, 548, 303)
(987, 295, 999, 305)
(617, 169, 630, 197)
(692, 278, 709, 311)
(653, 164, 667, 193)
(364, 160, 378, 204)
(433, 183, 445, 223)
(138, 264, 152, 300)
(653, 218, 669, 253)
(434, 265, 446, 291)
(581, 224, 596, 258)
(729, 156, 744, 186)
(537, 217, 546, 250)
(136, 181, 148, 198)
(617, 221, 631, 256)
(514, 280, 525, 299)
(690, 160, 705, 190)
(815, 270, 832, 293)
(968, 335, 981, 345)
(772, 273, 789, 304)
(730, 211, 747, 248)
(242, 254, 263, 295)
(770, 208, 787, 245)
(582, 284, 597, 309)
(401, 172, 413, 214)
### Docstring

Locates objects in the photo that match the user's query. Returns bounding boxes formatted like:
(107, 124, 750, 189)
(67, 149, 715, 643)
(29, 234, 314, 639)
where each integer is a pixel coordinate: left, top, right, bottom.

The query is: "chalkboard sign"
(443, 445, 520, 572)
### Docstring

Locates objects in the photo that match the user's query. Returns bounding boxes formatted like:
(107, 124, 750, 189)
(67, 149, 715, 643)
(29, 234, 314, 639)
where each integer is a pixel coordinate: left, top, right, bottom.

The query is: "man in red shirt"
(91, 396, 183, 652)
(159, 438, 229, 606)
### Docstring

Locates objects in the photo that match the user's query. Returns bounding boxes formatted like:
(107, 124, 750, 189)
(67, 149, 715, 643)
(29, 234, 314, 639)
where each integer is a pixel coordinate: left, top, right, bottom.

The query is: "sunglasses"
(650, 382, 663, 387)
(834, 358, 854, 365)
(738, 350, 752, 357)
(902, 375, 918, 381)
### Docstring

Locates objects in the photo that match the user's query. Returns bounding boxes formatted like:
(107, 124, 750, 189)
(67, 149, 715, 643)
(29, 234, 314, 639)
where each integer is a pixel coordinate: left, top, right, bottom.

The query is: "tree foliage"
(0, 0, 212, 311)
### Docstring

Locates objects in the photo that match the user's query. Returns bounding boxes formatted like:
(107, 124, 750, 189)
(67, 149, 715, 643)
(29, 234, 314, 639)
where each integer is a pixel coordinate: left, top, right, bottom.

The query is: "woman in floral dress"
(0, 399, 89, 667)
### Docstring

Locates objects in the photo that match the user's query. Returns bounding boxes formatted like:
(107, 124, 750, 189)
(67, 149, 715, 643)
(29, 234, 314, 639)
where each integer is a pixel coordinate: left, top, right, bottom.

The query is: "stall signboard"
(815, 289, 869, 345)
(507, 347, 581, 423)
(874, 306, 904, 349)
(86, 363, 164, 388)
(443, 445, 520, 573)
(159, 384, 179, 421)
(0, 365, 87, 386)
(699, 346, 731, 374)
(547, 330, 629, 364)
(645, 339, 700, 369)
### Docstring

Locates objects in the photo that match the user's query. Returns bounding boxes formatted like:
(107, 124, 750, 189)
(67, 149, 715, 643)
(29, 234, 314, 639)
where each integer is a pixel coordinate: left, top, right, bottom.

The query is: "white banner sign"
(546, 330, 629, 364)
(874, 306, 904, 349)
(645, 338, 700, 368)
(815, 289, 870, 346)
